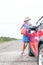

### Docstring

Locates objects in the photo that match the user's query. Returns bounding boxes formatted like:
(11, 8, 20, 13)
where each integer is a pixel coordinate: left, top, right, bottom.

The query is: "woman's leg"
(21, 42, 28, 55)
(21, 42, 25, 55)
(24, 43, 28, 50)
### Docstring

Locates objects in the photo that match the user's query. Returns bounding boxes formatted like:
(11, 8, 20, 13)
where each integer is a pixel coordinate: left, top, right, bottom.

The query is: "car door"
(30, 17, 43, 56)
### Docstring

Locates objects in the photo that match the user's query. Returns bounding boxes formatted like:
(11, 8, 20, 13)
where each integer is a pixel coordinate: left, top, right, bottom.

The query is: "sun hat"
(24, 17, 31, 22)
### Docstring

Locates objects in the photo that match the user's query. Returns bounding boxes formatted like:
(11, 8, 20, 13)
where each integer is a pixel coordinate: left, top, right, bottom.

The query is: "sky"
(0, 0, 43, 39)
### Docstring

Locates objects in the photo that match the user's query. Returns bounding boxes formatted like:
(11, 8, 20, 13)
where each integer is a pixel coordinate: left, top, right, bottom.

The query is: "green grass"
(0, 37, 17, 43)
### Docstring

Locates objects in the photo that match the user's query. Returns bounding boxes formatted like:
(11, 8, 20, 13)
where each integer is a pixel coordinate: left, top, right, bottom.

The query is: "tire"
(29, 47, 34, 56)
(28, 44, 34, 56)
(38, 44, 43, 65)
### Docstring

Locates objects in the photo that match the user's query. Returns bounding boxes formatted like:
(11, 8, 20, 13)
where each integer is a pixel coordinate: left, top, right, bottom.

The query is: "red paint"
(27, 30, 43, 56)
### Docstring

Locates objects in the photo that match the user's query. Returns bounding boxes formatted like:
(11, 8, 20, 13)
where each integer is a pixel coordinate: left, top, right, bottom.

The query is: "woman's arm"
(20, 24, 25, 29)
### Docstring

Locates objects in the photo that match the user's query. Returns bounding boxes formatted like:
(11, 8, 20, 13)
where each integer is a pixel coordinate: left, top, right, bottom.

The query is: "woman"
(20, 17, 31, 55)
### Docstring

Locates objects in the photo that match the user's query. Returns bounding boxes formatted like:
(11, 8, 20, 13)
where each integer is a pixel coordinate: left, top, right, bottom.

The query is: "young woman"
(20, 17, 31, 55)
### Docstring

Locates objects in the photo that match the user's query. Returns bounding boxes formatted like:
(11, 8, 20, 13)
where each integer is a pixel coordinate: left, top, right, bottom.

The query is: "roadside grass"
(0, 37, 17, 43)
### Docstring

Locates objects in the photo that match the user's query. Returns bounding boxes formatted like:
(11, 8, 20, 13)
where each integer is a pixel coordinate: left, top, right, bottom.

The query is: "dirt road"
(0, 40, 37, 65)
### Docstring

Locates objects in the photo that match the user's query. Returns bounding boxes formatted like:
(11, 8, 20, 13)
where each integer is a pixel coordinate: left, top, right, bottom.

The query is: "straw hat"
(24, 17, 31, 22)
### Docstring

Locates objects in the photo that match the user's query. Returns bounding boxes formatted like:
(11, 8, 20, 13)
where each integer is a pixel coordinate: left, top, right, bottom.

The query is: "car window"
(37, 18, 43, 30)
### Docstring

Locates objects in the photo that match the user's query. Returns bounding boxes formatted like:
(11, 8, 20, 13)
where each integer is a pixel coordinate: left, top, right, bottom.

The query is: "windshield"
(36, 16, 43, 30)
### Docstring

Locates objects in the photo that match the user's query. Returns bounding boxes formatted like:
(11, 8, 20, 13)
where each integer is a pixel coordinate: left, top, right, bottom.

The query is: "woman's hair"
(24, 20, 29, 22)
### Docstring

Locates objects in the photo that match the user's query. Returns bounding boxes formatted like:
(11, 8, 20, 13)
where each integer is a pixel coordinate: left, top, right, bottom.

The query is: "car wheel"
(29, 50, 34, 56)
(28, 44, 34, 56)
(38, 44, 43, 65)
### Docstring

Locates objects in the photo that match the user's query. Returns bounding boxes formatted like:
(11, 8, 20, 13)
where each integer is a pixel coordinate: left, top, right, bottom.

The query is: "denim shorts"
(22, 35, 30, 43)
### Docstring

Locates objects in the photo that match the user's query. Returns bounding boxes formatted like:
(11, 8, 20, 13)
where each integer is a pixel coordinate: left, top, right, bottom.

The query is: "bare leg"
(25, 43, 29, 49)
(21, 42, 25, 55)
(24, 43, 27, 49)
(21, 42, 28, 55)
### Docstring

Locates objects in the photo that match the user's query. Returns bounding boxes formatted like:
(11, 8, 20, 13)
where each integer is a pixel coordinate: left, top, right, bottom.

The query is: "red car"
(28, 16, 43, 65)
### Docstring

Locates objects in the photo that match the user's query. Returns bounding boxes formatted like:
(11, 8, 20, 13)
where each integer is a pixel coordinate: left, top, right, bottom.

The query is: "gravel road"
(0, 40, 37, 65)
